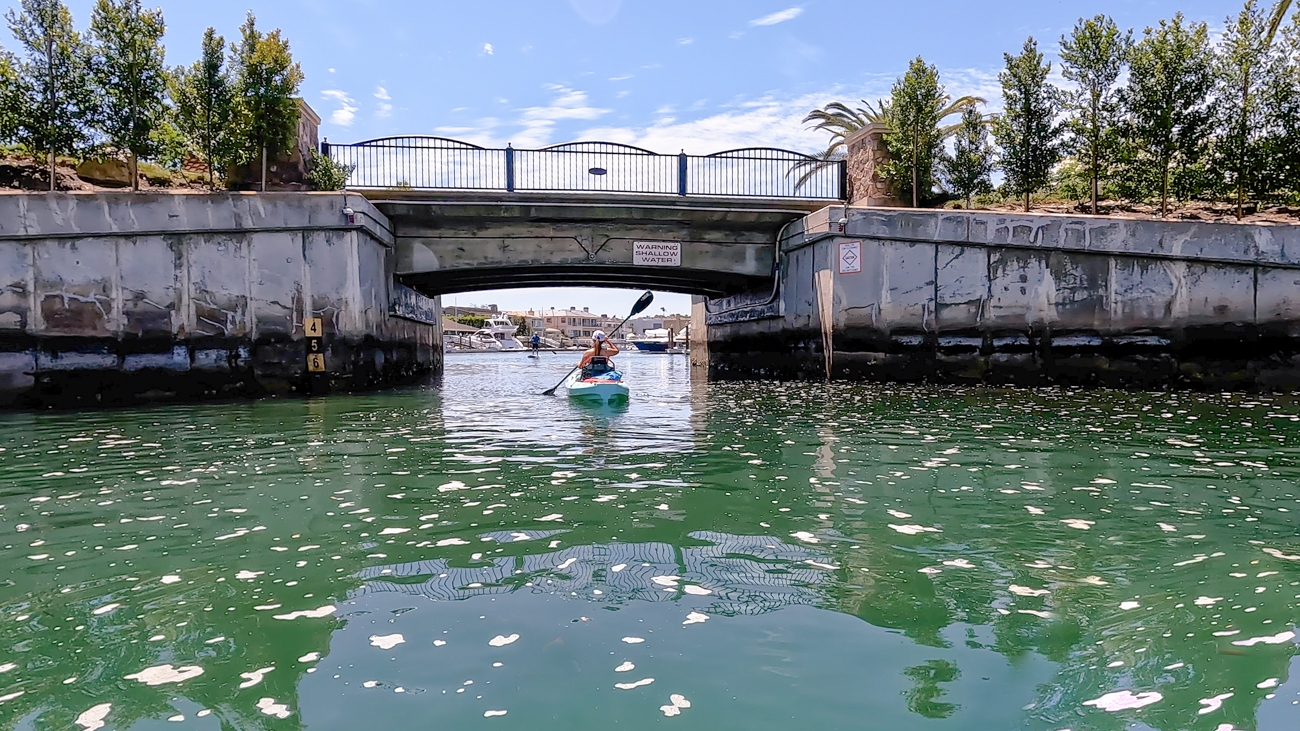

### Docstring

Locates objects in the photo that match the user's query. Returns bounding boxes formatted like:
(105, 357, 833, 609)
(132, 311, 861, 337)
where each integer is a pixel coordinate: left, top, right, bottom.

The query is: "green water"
(2, 352, 1299, 730)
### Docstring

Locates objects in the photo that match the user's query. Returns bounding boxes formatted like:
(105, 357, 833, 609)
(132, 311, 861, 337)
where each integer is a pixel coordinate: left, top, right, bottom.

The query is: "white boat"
(468, 331, 503, 350)
(476, 316, 524, 351)
(565, 369, 629, 403)
(630, 328, 673, 352)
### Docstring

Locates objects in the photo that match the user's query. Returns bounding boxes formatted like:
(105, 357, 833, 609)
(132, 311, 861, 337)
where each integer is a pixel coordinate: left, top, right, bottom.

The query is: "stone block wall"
(0, 192, 440, 408)
(706, 207, 1300, 390)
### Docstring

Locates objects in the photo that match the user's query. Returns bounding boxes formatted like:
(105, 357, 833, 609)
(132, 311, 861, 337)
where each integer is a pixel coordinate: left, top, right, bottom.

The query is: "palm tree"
(795, 95, 986, 198)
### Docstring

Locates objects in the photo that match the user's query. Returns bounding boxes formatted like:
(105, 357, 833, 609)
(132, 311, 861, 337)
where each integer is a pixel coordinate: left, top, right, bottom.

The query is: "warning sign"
(633, 241, 682, 267)
(838, 241, 862, 274)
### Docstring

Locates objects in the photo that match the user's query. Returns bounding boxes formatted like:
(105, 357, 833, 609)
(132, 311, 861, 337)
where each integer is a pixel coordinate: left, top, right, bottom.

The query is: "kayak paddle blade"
(630, 291, 654, 317)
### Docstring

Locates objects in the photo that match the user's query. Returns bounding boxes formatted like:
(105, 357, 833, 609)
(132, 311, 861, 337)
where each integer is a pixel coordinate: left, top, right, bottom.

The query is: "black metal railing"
(322, 136, 845, 200)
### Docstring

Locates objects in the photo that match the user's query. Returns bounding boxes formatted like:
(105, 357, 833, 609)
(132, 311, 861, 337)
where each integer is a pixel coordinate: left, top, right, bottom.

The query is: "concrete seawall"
(703, 207, 1300, 389)
(0, 192, 440, 408)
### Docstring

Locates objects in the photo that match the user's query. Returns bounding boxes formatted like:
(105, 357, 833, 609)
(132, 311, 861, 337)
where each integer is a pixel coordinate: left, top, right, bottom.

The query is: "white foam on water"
(682, 585, 711, 596)
(256, 698, 291, 719)
(1257, 678, 1279, 689)
(683, 612, 708, 626)
(273, 605, 337, 620)
(1158, 523, 1177, 532)
(1018, 610, 1052, 619)
(1198, 693, 1233, 714)
(651, 576, 680, 587)
(615, 678, 654, 690)
(91, 603, 121, 616)
(125, 664, 204, 686)
(1009, 585, 1049, 597)
(615, 662, 635, 672)
(238, 667, 274, 688)
(942, 559, 974, 569)
(1262, 547, 1300, 560)
(437, 481, 467, 493)
(556, 558, 577, 570)
(167, 715, 184, 722)
(1083, 690, 1162, 712)
(298, 653, 320, 662)
(660, 705, 681, 717)
(369, 634, 405, 650)
(887, 509, 912, 519)
(160, 575, 181, 584)
(1120, 601, 1141, 610)
(536, 514, 564, 522)
(670, 694, 690, 708)
(1061, 519, 1095, 530)
(805, 560, 840, 570)
(379, 528, 409, 535)
(889, 524, 941, 535)
(1232, 631, 1295, 646)
(611, 564, 627, 572)
(484, 710, 507, 717)
(235, 570, 263, 580)
(790, 531, 819, 543)
(74, 703, 112, 731)
(1081, 686, 1164, 712)
(433, 640, 447, 646)
(0, 663, 16, 673)
(1025, 506, 1045, 515)
(436, 538, 469, 547)
(1195, 596, 1223, 606)
(489, 634, 519, 647)
(622, 637, 645, 644)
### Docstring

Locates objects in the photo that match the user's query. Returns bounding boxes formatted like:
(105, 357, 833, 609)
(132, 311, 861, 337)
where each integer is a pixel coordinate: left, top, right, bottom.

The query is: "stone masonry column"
(844, 123, 904, 207)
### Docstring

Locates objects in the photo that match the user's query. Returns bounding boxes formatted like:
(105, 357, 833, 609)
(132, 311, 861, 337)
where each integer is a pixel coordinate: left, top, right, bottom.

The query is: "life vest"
(584, 356, 611, 377)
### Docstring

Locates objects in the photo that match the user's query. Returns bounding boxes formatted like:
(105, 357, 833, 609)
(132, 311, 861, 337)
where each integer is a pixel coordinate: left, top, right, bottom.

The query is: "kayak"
(565, 369, 629, 403)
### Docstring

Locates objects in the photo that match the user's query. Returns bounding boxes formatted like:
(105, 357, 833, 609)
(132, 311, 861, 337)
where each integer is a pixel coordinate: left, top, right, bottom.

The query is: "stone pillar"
(844, 123, 904, 207)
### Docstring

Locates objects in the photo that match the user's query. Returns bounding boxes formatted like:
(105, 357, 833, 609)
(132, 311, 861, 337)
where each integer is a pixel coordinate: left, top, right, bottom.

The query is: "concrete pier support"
(0, 192, 440, 408)
(704, 206, 1300, 390)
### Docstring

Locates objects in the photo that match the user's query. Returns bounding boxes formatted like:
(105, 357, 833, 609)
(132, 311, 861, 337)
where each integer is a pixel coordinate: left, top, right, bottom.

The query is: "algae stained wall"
(0, 192, 440, 408)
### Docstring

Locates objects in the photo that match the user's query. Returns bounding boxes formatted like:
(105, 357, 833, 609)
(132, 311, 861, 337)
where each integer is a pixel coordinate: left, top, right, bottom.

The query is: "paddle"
(542, 291, 654, 396)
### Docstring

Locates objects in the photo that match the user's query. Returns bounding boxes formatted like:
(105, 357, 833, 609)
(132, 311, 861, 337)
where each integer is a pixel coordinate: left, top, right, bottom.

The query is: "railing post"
(505, 144, 515, 192)
(678, 152, 688, 196)
(839, 159, 848, 201)
(320, 139, 329, 156)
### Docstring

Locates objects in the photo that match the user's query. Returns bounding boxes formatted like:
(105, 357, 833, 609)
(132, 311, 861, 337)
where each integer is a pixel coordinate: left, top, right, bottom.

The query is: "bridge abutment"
(0, 192, 440, 408)
(704, 207, 1300, 390)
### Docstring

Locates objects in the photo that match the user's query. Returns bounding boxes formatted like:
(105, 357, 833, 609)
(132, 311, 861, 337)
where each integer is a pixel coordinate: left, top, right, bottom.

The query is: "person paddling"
(531, 333, 541, 355)
(578, 330, 620, 377)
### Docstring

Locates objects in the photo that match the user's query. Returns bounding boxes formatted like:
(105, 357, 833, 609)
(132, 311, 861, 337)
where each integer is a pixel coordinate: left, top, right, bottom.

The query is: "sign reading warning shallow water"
(633, 241, 682, 267)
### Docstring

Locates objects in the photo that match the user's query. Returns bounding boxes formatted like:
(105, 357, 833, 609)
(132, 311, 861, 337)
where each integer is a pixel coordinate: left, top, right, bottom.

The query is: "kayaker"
(579, 331, 620, 376)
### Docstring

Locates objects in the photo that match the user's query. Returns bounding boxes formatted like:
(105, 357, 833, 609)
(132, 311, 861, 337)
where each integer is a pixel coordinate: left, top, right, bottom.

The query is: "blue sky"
(49, 0, 1243, 315)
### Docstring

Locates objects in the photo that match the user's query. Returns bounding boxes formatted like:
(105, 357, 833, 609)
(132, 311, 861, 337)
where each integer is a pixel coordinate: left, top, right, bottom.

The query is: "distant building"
(629, 314, 691, 337)
(507, 310, 547, 336)
(541, 307, 621, 343)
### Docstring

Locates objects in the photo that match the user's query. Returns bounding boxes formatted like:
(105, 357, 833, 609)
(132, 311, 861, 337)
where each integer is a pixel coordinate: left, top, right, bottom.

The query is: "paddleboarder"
(531, 333, 541, 357)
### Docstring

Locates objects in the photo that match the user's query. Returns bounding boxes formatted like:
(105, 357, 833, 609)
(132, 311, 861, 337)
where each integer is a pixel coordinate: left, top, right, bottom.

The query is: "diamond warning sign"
(838, 241, 862, 274)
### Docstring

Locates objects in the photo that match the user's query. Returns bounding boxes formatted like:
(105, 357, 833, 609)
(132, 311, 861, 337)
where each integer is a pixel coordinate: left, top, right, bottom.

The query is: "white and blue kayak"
(565, 369, 629, 403)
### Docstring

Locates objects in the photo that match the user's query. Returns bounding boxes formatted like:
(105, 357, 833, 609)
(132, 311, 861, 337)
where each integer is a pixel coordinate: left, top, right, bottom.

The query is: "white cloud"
(374, 86, 393, 118)
(321, 89, 358, 127)
(609, 74, 633, 81)
(514, 85, 610, 146)
(678, 37, 693, 45)
(750, 7, 802, 26)
(483, 43, 494, 55)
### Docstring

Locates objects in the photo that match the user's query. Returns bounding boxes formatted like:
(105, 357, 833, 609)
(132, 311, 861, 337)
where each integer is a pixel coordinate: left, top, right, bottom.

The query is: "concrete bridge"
(327, 137, 844, 297)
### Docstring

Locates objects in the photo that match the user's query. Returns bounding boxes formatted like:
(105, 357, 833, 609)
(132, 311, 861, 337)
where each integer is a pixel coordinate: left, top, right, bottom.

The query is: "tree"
(795, 98, 890, 192)
(1216, 1, 1272, 218)
(1120, 13, 1216, 215)
(1059, 15, 1131, 214)
(0, 48, 18, 144)
(1260, 10, 1300, 197)
(230, 12, 303, 191)
(170, 27, 235, 188)
(87, 0, 166, 191)
(5, 0, 93, 191)
(940, 105, 995, 208)
(993, 37, 1063, 212)
(880, 57, 983, 207)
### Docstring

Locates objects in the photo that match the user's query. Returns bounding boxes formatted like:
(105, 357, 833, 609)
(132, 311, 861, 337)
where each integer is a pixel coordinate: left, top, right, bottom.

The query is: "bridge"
(323, 137, 845, 297)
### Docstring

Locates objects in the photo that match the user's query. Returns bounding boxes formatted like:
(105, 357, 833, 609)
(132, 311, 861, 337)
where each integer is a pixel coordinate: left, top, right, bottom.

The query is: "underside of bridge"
(369, 191, 829, 297)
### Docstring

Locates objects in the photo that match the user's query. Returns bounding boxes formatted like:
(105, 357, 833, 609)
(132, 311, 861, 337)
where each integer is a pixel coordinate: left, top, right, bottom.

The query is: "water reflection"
(0, 353, 1298, 730)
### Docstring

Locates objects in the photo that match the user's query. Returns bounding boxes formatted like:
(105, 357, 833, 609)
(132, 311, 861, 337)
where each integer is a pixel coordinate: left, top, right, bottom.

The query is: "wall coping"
(0, 192, 394, 247)
(793, 205, 1300, 269)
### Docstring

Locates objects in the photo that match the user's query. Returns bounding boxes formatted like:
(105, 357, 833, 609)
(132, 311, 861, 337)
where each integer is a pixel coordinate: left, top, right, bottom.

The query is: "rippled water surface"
(3, 351, 1300, 730)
